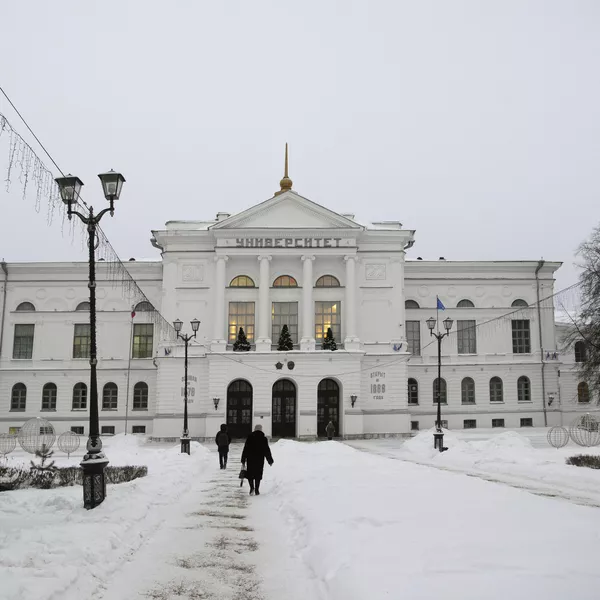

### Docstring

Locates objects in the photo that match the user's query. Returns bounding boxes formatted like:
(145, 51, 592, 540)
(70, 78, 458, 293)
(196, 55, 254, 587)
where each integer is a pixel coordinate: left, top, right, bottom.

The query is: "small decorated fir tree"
(277, 324, 294, 351)
(233, 327, 251, 352)
(29, 444, 57, 473)
(322, 327, 337, 351)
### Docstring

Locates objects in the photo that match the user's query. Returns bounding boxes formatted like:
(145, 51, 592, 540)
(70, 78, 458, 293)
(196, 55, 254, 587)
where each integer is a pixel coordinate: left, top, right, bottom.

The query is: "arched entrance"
(227, 380, 253, 439)
(317, 378, 340, 437)
(272, 379, 296, 438)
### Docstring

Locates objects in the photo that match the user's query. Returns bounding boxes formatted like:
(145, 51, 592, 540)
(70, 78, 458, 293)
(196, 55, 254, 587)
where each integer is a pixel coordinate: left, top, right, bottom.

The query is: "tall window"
(512, 320, 531, 354)
(433, 378, 447, 404)
(230, 276, 255, 287)
(575, 341, 587, 363)
(408, 378, 419, 404)
(457, 299, 474, 308)
(315, 275, 340, 287)
(461, 377, 476, 404)
(405, 321, 421, 355)
(272, 302, 298, 344)
(273, 275, 298, 287)
(133, 382, 149, 410)
(228, 302, 255, 343)
(102, 382, 118, 410)
(73, 324, 91, 358)
(578, 382, 590, 403)
(517, 376, 531, 402)
(133, 324, 154, 358)
(457, 320, 476, 354)
(16, 302, 35, 311)
(13, 324, 34, 359)
(42, 383, 57, 410)
(405, 300, 420, 309)
(72, 383, 87, 410)
(11, 383, 26, 410)
(315, 301, 341, 343)
(489, 377, 503, 403)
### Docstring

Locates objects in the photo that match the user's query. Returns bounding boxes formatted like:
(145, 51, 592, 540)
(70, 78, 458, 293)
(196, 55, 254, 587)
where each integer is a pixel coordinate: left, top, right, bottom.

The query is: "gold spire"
(275, 143, 293, 196)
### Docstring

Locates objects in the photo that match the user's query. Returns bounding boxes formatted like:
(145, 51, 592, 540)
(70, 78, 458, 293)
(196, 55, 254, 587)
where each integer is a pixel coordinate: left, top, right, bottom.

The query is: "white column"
(256, 254, 272, 351)
(344, 255, 359, 350)
(212, 255, 228, 350)
(301, 255, 315, 351)
(390, 254, 407, 351)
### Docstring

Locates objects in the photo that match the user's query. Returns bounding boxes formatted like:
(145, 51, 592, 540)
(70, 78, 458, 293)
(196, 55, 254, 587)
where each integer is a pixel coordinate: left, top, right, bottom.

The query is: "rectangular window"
(101, 426, 115, 436)
(492, 418, 505, 428)
(457, 320, 477, 354)
(13, 324, 34, 359)
(512, 320, 531, 354)
(520, 418, 533, 427)
(315, 301, 341, 344)
(73, 324, 91, 358)
(39, 426, 53, 435)
(272, 302, 298, 345)
(228, 302, 255, 344)
(408, 381, 419, 405)
(9, 426, 21, 435)
(132, 425, 146, 434)
(405, 321, 421, 356)
(132, 324, 154, 359)
(411, 421, 419, 431)
(71, 426, 84, 435)
(463, 419, 477, 429)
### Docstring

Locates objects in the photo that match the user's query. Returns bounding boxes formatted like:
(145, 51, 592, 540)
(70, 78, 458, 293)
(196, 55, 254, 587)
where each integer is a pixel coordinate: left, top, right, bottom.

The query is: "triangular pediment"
(210, 191, 362, 230)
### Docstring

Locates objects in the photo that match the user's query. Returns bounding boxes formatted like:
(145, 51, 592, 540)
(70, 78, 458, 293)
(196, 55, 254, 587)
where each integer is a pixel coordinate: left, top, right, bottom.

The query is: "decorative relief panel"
(365, 264, 386, 281)
(181, 264, 204, 283)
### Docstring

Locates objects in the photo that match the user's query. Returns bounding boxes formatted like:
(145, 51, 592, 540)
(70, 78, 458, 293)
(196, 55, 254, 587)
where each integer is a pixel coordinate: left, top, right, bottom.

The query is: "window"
(132, 324, 154, 358)
(272, 302, 298, 345)
(463, 419, 477, 429)
(315, 301, 341, 343)
(461, 377, 475, 404)
(75, 301, 90, 311)
(133, 382, 149, 410)
(489, 377, 503, 403)
(230, 275, 255, 288)
(511, 320, 531, 354)
(9, 427, 21, 435)
(457, 299, 474, 308)
(72, 383, 87, 410)
(575, 341, 587, 363)
(405, 300, 420, 309)
(408, 378, 419, 405)
(102, 382, 118, 410)
(42, 383, 57, 411)
(13, 324, 34, 359)
(71, 426, 84, 435)
(134, 301, 154, 311)
(520, 418, 533, 427)
(101, 426, 115, 436)
(315, 275, 340, 287)
(511, 299, 528, 308)
(517, 376, 531, 402)
(492, 418, 505, 428)
(457, 320, 476, 354)
(578, 382, 590, 403)
(228, 302, 255, 343)
(406, 321, 421, 356)
(132, 425, 146, 434)
(73, 324, 91, 358)
(273, 275, 298, 287)
(10, 383, 26, 411)
(411, 421, 419, 431)
(16, 302, 35, 311)
(433, 378, 447, 404)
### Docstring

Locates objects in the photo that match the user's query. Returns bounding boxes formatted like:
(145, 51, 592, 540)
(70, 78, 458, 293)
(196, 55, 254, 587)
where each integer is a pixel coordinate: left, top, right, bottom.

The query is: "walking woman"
(241, 424, 274, 496)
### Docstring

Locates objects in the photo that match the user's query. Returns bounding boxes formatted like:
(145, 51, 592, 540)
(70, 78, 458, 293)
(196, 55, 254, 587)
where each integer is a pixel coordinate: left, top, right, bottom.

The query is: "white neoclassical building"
(0, 167, 596, 440)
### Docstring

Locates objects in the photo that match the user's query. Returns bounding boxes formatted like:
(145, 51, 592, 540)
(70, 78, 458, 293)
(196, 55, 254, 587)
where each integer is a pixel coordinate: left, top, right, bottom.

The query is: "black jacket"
(215, 431, 231, 449)
(241, 430, 273, 480)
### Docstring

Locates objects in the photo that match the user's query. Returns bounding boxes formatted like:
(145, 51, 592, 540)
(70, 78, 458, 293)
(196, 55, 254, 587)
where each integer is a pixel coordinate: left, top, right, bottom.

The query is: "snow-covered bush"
(566, 455, 600, 470)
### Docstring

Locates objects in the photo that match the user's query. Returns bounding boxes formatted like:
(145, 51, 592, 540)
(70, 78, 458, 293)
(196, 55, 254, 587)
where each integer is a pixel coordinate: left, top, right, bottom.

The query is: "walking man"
(326, 420, 335, 440)
(241, 424, 274, 496)
(215, 423, 231, 469)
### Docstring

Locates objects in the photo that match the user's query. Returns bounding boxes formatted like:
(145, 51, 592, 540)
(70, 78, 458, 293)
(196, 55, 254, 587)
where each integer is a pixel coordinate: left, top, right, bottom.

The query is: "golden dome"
(275, 143, 293, 196)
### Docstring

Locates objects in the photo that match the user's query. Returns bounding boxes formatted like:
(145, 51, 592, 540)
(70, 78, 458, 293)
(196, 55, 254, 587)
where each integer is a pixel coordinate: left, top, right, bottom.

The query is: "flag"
(131, 310, 136, 319)
(436, 297, 445, 310)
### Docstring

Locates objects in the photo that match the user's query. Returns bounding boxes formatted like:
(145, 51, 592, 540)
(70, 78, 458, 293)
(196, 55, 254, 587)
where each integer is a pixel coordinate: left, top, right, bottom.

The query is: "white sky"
(1, 0, 599, 293)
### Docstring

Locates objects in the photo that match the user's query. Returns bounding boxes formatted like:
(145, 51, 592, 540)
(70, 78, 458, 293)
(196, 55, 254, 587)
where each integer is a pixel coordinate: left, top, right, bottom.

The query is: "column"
(212, 255, 228, 350)
(301, 255, 315, 351)
(256, 254, 272, 351)
(391, 254, 406, 350)
(344, 255, 360, 350)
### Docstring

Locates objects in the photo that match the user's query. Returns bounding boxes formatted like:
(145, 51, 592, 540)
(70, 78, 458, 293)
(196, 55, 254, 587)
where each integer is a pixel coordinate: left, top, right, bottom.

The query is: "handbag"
(238, 468, 247, 487)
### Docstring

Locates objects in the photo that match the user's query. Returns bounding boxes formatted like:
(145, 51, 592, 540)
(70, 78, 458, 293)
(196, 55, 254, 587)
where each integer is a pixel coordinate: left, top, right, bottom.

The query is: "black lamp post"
(173, 318, 200, 454)
(426, 315, 454, 452)
(55, 170, 126, 509)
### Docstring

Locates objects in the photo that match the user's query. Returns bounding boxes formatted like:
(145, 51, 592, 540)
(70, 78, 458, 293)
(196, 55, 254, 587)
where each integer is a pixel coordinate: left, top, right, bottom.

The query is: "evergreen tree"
(277, 324, 294, 351)
(322, 327, 337, 351)
(29, 444, 57, 473)
(233, 327, 251, 352)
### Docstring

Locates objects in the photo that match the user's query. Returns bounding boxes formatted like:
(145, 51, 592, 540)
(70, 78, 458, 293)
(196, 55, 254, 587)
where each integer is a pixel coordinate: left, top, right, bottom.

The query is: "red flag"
(131, 311, 136, 319)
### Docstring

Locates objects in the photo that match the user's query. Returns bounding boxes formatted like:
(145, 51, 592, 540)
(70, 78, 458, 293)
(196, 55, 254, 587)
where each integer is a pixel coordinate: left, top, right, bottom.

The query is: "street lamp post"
(55, 170, 126, 509)
(173, 318, 201, 454)
(426, 315, 454, 452)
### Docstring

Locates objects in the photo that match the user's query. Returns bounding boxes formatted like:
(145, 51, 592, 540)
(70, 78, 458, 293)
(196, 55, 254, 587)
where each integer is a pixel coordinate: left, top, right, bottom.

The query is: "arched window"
(461, 377, 476, 404)
(578, 382, 590, 403)
(408, 378, 419, 405)
(134, 301, 154, 312)
(72, 382, 88, 410)
(273, 275, 298, 287)
(75, 301, 90, 311)
(405, 300, 420, 309)
(11, 383, 26, 410)
(133, 382, 149, 410)
(315, 275, 340, 287)
(230, 276, 255, 288)
(575, 341, 587, 363)
(16, 302, 35, 312)
(457, 299, 474, 308)
(511, 299, 528, 308)
(102, 382, 118, 410)
(42, 383, 57, 410)
(489, 377, 503, 403)
(433, 378, 447, 404)
(517, 376, 531, 403)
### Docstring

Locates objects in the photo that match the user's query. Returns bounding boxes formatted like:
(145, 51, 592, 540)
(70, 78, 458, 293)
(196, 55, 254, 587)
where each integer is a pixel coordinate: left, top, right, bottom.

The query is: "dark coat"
(215, 430, 231, 449)
(241, 430, 273, 480)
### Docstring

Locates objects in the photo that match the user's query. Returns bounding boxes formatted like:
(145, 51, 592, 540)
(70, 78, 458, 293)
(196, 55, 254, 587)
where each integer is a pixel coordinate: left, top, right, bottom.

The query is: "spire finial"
(275, 143, 293, 195)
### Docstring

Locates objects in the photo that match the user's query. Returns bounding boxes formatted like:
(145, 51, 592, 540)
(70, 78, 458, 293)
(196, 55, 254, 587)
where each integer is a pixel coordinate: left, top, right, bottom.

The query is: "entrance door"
(272, 379, 296, 438)
(317, 378, 340, 437)
(227, 380, 253, 439)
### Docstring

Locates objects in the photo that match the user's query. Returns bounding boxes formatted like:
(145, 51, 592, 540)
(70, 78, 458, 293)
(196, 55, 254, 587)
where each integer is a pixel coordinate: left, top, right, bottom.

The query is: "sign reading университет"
(235, 238, 343, 248)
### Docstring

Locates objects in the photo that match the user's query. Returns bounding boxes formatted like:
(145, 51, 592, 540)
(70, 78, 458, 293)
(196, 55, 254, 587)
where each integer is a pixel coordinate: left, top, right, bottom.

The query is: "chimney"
(216, 212, 231, 222)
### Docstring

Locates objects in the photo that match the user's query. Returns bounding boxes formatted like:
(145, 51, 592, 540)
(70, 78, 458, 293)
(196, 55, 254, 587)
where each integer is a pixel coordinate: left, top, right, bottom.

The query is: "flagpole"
(124, 307, 134, 436)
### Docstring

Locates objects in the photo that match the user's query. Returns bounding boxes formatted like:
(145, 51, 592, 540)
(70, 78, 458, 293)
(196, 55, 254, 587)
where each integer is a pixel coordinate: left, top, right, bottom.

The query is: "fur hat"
(254, 424, 263, 432)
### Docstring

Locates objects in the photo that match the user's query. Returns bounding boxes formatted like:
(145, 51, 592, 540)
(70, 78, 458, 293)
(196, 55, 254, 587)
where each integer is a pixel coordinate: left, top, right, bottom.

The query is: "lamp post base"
(81, 454, 109, 510)
(181, 436, 191, 455)
(433, 431, 448, 453)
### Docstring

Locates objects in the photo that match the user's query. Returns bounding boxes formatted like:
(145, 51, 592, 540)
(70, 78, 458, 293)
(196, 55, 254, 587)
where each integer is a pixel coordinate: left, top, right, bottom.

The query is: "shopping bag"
(239, 468, 247, 487)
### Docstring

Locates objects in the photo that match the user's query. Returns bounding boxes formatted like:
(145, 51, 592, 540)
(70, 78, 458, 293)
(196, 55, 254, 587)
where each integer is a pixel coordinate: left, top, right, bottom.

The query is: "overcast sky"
(1, 0, 598, 293)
